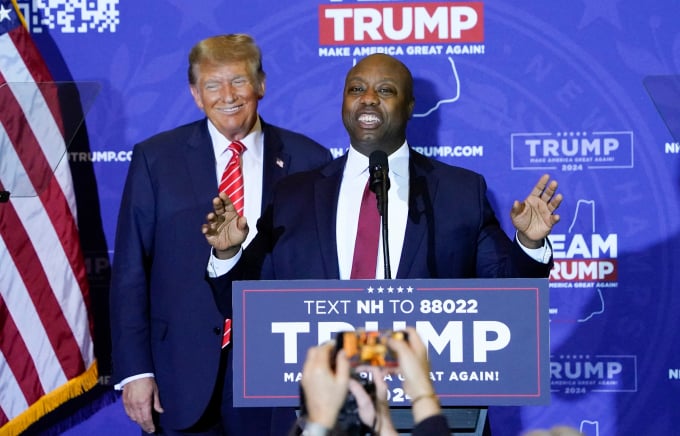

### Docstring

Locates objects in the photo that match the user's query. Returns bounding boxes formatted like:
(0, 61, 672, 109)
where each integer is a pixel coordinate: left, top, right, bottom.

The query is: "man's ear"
(189, 85, 204, 110)
(257, 77, 266, 100)
(407, 98, 415, 119)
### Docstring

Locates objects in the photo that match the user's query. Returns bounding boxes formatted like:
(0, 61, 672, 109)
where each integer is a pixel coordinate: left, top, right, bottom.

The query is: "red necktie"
(222, 318, 232, 349)
(218, 141, 245, 348)
(219, 141, 246, 216)
(350, 180, 381, 279)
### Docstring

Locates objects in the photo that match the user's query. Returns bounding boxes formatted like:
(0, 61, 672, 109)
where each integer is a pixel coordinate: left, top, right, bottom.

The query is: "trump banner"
(231, 278, 550, 407)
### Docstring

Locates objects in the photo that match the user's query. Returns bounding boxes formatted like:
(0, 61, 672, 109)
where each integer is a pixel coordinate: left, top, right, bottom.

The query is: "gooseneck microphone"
(369, 150, 390, 215)
(368, 150, 391, 279)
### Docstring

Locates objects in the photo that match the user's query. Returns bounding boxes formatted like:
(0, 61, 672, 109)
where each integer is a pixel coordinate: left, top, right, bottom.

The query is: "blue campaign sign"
(232, 277, 550, 407)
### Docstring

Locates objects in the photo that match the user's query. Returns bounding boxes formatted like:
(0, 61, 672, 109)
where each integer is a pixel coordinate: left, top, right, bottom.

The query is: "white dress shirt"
(336, 142, 410, 279)
(210, 118, 264, 249)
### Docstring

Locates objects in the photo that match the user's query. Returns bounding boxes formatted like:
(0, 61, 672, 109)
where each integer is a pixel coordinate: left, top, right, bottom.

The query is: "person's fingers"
(334, 348, 351, 386)
(348, 378, 378, 429)
(301, 344, 322, 375)
(211, 192, 239, 216)
(388, 328, 434, 401)
(348, 378, 374, 409)
(212, 196, 226, 214)
(153, 388, 164, 413)
(529, 174, 550, 198)
(548, 193, 563, 212)
(543, 179, 554, 192)
(403, 326, 426, 358)
(138, 415, 155, 434)
(202, 212, 220, 233)
(510, 199, 524, 216)
(538, 179, 557, 200)
(302, 342, 335, 387)
(123, 397, 154, 433)
(236, 215, 249, 232)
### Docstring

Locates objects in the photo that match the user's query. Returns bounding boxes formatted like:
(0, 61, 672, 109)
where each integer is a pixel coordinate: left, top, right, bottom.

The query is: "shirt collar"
(208, 117, 264, 161)
(388, 141, 410, 179)
(344, 140, 410, 179)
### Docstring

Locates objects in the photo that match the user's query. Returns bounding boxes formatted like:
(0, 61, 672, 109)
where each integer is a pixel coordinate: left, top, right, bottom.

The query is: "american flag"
(0, 0, 96, 434)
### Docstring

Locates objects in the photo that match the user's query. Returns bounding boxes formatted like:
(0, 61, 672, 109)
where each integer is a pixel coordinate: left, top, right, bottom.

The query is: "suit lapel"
(185, 120, 217, 202)
(397, 150, 437, 278)
(314, 157, 346, 279)
(261, 119, 290, 209)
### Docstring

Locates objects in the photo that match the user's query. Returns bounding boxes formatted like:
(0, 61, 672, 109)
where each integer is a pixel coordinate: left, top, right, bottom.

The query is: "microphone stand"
(369, 150, 391, 279)
(377, 177, 391, 279)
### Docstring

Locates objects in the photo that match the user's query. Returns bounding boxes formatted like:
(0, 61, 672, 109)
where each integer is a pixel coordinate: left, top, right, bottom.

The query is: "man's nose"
(360, 89, 379, 105)
(220, 83, 236, 102)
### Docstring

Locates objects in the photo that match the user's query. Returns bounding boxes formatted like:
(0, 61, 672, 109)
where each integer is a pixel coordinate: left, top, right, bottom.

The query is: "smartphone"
(334, 329, 407, 368)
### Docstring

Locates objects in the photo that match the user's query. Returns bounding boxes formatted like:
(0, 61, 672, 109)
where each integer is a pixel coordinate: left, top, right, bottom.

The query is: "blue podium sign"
(232, 278, 550, 407)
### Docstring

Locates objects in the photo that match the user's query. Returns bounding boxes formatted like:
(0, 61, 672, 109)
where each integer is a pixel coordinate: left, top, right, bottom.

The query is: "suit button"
(213, 327, 221, 335)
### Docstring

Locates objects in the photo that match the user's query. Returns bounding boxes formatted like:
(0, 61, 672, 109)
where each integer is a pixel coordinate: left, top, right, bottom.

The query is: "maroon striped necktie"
(350, 179, 380, 279)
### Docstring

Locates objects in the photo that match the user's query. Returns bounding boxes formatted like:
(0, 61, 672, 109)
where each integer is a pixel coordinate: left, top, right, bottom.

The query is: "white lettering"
(473, 321, 511, 362)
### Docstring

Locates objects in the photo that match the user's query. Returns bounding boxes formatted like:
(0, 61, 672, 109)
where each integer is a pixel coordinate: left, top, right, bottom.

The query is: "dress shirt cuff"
(114, 373, 154, 391)
(301, 421, 331, 436)
(207, 247, 243, 278)
(515, 231, 552, 264)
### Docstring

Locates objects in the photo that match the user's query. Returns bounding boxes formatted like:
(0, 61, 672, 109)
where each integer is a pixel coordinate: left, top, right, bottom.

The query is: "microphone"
(368, 150, 390, 216)
(368, 150, 391, 278)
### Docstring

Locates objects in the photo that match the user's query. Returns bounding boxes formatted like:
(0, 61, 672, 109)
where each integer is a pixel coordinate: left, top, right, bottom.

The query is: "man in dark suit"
(109, 34, 331, 436)
(202, 53, 562, 434)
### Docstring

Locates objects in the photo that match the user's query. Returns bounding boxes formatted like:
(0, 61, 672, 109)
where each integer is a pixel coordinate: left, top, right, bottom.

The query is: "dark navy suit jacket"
(210, 149, 549, 436)
(213, 149, 551, 318)
(110, 118, 331, 430)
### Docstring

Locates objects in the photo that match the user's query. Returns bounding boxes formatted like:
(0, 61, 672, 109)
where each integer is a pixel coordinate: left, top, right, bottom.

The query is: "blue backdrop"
(24, 0, 680, 435)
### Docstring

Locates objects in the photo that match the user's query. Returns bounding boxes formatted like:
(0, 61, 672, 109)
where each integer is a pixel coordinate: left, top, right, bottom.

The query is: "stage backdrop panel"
(16, 1, 680, 435)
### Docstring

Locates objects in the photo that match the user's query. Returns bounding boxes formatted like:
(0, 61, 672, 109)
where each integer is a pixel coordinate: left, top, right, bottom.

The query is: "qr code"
(20, 0, 120, 33)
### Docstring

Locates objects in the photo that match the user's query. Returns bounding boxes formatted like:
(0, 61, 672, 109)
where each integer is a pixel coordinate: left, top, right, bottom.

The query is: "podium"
(391, 406, 488, 435)
(231, 278, 550, 435)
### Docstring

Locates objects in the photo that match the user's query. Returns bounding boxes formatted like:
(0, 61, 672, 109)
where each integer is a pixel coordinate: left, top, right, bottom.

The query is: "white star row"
(366, 285, 414, 294)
